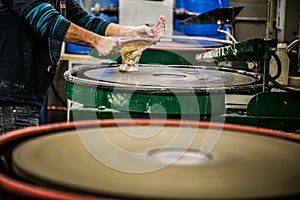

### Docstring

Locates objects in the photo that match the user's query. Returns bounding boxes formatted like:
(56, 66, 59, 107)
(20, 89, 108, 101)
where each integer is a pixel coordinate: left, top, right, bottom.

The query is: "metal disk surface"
(12, 125, 300, 199)
(76, 65, 257, 91)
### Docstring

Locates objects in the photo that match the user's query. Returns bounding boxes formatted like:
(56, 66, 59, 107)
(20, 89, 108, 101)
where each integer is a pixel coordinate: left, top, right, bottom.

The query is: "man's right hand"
(95, 37, 120, 57)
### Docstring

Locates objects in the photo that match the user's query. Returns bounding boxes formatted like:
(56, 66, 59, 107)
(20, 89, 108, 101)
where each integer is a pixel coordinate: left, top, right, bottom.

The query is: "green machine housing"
(195, 38, 300, 132)
(64, 38, 300, 133)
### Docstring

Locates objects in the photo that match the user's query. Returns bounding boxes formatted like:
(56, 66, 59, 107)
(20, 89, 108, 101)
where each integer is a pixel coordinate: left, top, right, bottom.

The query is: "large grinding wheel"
(11, 120, 300, 199)
(73, 64, 258, 91)
(64, 64, 262, 114)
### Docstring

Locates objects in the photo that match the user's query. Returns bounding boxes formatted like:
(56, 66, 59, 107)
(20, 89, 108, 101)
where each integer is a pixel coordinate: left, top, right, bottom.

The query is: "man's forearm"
(64, 23, 102, 48)
(64, 23, 120, 57)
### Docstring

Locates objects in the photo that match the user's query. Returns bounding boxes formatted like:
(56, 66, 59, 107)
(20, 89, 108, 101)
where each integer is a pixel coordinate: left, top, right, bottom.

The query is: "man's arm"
(8, 0, 152, 56)
(7, 0, 119, 56)
(64, 23, 119, 56)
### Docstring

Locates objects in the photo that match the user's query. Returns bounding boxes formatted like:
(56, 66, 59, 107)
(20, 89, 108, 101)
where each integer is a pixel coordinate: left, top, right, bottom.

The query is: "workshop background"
(1, 0, 299, 199)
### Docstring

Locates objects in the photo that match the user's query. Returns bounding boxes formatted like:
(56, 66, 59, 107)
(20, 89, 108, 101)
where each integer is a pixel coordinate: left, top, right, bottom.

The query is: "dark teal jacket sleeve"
(66, 0, 111, 36)
(6, 0, 70, 41)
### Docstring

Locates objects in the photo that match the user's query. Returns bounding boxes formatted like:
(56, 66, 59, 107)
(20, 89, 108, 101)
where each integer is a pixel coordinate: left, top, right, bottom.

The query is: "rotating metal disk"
(64, 64, 262, 114)
(74, 64, 258, 93)
(12, 123, 300, 199)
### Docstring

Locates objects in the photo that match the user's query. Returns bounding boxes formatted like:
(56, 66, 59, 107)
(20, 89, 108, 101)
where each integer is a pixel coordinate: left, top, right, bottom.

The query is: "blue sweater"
(0, 0, 110, 106)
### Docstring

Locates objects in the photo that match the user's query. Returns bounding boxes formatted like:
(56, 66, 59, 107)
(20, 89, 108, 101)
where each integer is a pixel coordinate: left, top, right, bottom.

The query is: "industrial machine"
(64, 38, 299, 132)
(183, 3, 300, 132)
(195, 37, 300, 132)
(63, 2, 299, 133)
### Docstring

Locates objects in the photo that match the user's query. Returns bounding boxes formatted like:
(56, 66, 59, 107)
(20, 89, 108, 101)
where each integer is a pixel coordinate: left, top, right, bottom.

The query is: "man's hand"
(120, 25, 154, 38)
(108, 15, 167, 40)
(95, 37, 120, 57)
